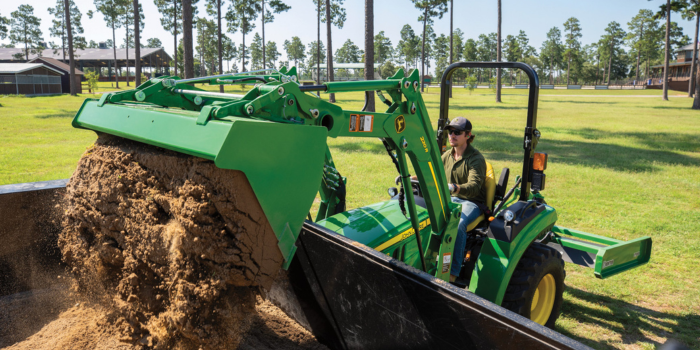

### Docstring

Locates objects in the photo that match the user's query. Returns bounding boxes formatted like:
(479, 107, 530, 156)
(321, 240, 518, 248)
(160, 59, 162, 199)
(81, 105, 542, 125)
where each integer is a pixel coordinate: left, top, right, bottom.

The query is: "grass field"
(1, 84, 699, 349)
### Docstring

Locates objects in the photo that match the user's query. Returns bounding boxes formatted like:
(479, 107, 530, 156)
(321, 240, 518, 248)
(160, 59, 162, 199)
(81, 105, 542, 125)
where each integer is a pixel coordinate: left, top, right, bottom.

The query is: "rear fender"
(469, 202, 558, 305)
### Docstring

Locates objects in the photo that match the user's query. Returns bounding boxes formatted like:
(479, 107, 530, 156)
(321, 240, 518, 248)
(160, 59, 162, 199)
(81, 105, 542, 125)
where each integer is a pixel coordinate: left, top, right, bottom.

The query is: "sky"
(1, 0, 696, 70)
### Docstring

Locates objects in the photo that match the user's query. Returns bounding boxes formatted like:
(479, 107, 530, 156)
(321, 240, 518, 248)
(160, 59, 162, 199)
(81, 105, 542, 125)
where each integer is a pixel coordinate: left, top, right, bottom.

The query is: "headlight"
(503, 210, 514, 222)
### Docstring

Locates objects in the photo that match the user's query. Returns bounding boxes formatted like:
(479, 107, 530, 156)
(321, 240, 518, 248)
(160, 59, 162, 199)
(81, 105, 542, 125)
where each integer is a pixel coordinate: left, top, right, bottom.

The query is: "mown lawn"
(1, 83, 698, 350)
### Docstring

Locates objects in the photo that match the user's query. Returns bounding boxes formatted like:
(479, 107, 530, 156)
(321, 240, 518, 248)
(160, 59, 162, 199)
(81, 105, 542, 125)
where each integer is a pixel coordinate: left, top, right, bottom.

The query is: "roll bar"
(438, 62, 540, 202)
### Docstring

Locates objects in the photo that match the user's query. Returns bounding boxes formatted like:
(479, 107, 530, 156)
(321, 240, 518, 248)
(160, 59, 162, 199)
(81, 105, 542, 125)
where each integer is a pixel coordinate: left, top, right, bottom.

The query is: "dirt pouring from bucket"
(28, 134, 328, 350)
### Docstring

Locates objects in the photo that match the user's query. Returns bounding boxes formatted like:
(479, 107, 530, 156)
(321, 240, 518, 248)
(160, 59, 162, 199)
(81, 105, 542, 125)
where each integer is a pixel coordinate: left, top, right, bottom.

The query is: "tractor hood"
(316, 200, 431, 252)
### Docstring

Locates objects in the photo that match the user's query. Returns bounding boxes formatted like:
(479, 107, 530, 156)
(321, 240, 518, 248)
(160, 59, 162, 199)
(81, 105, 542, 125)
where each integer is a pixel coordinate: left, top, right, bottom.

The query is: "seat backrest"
(484, 162, 496, 210)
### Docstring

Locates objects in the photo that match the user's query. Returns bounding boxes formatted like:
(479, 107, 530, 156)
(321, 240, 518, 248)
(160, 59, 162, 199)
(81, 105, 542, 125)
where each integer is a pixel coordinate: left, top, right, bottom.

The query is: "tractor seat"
(465, 162, 496, 232)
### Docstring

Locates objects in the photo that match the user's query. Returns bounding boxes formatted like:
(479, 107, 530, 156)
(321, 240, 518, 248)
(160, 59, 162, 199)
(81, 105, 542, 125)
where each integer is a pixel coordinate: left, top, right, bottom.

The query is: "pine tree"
(226, 0, 259, 72)
(265, 41, 280, 68)
(283, 36, 305, 68)
(563, 17, 582, 85)
(91, 0, 126, 87)
(313, 0, 346, 102)
(9, 5, 43, 61)
(0, 13, 9, 40)
(48, 0, 85, 61)
(411, 0, 447, 92)
(260, 0, 290, 69)
(121, 0, 143, 85)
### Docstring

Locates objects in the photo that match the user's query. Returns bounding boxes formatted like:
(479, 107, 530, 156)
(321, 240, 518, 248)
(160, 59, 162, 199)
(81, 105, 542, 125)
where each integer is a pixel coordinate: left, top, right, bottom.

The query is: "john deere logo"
(395, 115, 406, 133)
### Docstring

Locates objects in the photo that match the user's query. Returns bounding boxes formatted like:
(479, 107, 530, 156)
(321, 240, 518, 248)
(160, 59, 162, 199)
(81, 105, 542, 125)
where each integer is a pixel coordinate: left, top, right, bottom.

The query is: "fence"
(0, 75, 62, 95)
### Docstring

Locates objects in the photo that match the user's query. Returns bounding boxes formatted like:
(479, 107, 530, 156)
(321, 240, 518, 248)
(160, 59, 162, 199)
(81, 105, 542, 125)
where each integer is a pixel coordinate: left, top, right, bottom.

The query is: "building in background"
(28, 57, 84, 94)
(0, 63, 63, 95)
(0, 46, 172, 81)
(649, 43, 699, 91)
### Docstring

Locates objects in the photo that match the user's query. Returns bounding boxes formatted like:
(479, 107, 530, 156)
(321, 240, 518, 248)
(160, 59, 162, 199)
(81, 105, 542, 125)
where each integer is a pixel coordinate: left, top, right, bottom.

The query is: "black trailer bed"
(0, 180, 591, 350)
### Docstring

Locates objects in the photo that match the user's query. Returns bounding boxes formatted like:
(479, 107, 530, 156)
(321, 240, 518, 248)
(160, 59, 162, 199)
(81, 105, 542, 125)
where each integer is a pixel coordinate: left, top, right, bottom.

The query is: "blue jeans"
(450, 197, 482, 276)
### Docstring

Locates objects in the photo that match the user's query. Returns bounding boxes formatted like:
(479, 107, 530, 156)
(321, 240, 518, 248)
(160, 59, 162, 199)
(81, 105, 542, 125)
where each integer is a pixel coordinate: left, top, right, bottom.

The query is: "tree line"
(2, 0, 700, 107)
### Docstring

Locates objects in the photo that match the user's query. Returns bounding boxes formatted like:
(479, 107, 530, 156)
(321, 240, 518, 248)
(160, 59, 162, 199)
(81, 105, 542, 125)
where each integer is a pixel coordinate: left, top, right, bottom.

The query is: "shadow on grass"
(475, 131, 698, 172)
(648, 106, 696, 110)
(557, 287, 699, 349)
(424, 100, 528, 110)
(540, 100, 620, 105)
(331, 129, 698, 172)
(537, 127, 700, 153)
(35, 111, 75, 119)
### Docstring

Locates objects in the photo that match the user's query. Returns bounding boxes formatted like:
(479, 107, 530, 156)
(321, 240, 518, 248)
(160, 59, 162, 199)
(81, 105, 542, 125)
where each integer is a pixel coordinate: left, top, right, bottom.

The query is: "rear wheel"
(502, 242, 565, 328)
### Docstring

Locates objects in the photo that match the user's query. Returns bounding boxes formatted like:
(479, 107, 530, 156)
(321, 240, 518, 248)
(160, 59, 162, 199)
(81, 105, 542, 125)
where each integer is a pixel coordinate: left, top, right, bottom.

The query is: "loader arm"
(72, 67, 457, 272)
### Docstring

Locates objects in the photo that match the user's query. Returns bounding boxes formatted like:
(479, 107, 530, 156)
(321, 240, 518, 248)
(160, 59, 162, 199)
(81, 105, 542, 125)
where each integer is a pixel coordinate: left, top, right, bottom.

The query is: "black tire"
(502, 242, 565, 329)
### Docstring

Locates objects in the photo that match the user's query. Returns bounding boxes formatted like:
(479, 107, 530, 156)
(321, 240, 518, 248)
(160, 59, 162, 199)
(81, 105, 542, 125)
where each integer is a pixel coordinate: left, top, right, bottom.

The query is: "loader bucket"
(72, 98, 328, 268)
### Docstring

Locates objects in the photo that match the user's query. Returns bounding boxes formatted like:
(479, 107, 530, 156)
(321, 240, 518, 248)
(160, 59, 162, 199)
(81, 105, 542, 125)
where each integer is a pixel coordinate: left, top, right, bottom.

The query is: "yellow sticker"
(395, 115, 406, 133)
(375, 218, 431, 252)
(420, 136, 428, 153)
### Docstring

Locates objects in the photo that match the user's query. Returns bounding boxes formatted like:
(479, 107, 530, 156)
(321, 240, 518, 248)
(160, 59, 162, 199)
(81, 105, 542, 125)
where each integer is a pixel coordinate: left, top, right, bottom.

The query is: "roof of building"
(0, 47, 170, 62)
(0, 63, 65, 75)
(317, 63, 382, 69)
(678, 43, 700, 52)
(651, 61, 693, 68)
(28, 57, 84, 75)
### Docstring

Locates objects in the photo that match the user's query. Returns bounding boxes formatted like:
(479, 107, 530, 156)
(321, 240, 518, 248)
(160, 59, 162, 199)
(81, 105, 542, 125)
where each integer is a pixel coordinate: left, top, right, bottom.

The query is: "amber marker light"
(533, 152, 548, 171)
(488, 216, 495, 222)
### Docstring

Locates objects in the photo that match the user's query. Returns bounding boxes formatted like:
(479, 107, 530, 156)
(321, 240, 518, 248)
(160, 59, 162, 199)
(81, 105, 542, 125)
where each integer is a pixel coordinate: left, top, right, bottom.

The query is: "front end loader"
(1, 62, 651, 348)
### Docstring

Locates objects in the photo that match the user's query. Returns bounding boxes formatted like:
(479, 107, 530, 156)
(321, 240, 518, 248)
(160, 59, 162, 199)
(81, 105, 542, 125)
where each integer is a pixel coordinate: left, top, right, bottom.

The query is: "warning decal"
(442, 253, 452, 274)
(349, 114, 374, 132)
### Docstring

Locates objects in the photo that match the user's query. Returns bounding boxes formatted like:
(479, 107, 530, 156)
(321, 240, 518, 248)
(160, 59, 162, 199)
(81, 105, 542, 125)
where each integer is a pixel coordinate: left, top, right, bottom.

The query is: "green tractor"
(71, 62, 652, 330)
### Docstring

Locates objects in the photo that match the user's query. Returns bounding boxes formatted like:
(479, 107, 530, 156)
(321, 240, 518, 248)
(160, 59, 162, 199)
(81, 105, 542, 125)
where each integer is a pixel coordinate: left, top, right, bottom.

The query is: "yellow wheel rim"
(530, 273, 556, 325)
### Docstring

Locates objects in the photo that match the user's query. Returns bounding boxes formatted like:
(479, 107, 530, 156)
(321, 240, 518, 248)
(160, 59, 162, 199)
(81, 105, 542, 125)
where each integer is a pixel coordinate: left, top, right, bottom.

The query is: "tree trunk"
(449, 0, 453, 98)
(420, 5, 427, 93)
(693, 57, 700, 108)
(241, 29, 246, 72)
(602, 60, 607, 85)
(64, 0, 76, 95)
(607, 37, 613, 85)
(326, 0, 335, 102)
(218, 0, 223, 91)
(689, 13, 699, 97)
(596, 54, 600, 85)
(496, 0, 502, 102)
(126, 25, 131, 86)
(183, 0, 194, 78)
(663, 0, 670, 101)
(262, 0, 266, 70)
(636, 22, 643, 82)
(112, 23, 119, 88)
(646, 49, 650, 81)
(173, 0, 178, 76)
(24, 25, 28, 61)
(134, 0, 141, 86)
(364, 0, 375, 112)
(566, 51, 570, 85)
(62, 15, 66, 62)
(549, 61, 553, 84)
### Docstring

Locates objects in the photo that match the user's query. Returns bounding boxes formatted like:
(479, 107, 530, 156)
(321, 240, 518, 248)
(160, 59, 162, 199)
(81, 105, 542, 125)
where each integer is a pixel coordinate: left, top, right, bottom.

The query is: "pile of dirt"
(0, 287, 326, 350)
(55, 134, 315, 349)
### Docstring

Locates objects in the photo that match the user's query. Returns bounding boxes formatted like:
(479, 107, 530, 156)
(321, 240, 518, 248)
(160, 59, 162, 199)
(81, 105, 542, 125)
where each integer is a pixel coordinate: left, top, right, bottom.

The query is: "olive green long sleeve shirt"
(441, 144, 487, 203)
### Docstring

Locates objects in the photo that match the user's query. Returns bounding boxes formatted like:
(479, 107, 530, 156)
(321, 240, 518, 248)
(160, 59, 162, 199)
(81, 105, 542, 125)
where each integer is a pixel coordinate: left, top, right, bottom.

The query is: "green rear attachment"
(550, 226, 652, 279)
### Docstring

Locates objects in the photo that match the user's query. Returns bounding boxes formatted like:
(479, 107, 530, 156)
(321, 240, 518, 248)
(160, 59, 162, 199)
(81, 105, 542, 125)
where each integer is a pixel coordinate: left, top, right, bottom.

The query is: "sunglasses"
(448, 130, 465, 136)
